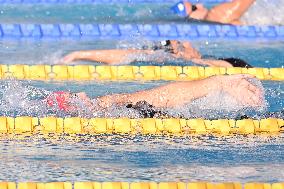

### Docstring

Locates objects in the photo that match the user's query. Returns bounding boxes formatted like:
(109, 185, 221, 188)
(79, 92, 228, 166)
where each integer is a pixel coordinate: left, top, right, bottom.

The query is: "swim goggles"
(152, 40, 174, 53)
(171, 1, 197, 17)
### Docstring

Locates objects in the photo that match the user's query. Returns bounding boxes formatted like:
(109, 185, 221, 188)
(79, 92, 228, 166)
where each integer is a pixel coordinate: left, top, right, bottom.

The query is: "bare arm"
(96, 74, 263, 109)
(97, 76, 219, 108)
(61, 49, 153, 65)
(206, 0, 255, 24)
(191, 58, 233, 67)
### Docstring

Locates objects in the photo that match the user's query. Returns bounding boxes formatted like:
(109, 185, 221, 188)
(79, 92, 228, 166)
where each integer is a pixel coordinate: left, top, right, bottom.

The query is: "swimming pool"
(0, 0, 284, 185)
(0, 1, 281, 26)
(1, 39, 284, 67)
(0, 37, 283, 183)
(0, 133, 283, 182)
(0, 3, 215, 24)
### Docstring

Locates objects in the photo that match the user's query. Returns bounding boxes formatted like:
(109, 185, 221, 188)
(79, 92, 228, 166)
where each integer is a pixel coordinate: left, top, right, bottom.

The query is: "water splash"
(0, 78, 274, 119)
(0, 133, 283, 182)
(168, 78, 268, 119)
(116, 39, 157, 50)
(40, 50, 64, 65)
(0, 79, 51, 116)
(241, 0, 284, 25)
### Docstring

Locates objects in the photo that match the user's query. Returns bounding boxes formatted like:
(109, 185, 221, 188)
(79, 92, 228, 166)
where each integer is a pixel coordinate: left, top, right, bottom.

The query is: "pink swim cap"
(46, 91, 69, 111)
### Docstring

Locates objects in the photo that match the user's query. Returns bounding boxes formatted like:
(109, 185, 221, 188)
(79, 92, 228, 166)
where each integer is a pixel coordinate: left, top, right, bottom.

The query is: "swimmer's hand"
(215, 74, 264, 107)
(60, 51, 80, 64)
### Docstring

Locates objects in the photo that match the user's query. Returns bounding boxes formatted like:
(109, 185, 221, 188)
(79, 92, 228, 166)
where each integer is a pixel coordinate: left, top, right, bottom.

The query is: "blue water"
(0, 39, 281, 182)
(0, 79, 282, 118)
(0, 39, 284, 67)
(0, 4, 185, 24)
(0, 134, 283, 182)
(0, 2, 283, 183)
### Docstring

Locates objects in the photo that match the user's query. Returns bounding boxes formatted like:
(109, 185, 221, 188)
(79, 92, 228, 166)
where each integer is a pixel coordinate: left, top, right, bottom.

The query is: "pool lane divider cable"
(0, 65, 283, 81)
(0, 116, 283, 135)
(0, 182, 284, 189)
(0, 24, 283, 40)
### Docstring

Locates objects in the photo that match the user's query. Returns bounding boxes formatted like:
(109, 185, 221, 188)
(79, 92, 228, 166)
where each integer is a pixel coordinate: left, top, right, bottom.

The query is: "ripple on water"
(0, 134, 283, 182)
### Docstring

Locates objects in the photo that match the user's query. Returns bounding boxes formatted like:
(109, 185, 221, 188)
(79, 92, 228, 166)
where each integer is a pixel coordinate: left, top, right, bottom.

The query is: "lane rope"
(0, 182, 283, 189)
(0, 116, 283, 135)
(0, 65, 283, 81)
(0, 24, 282, 40)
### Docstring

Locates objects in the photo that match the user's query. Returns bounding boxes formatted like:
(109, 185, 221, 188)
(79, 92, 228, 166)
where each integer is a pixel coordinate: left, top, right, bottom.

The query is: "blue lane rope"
(0, 0, 230, 4)
(0, 24, 282, 40)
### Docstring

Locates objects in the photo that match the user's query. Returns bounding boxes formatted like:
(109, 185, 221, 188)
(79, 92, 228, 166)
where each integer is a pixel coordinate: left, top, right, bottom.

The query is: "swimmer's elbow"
(206, 13, 234, 24)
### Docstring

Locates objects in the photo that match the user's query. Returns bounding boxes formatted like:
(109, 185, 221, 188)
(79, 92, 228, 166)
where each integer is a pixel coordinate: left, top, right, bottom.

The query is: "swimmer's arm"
(206, 0, 255, 24)
(191, 58, 233, 67)
(61, 49, 153, 65)
(96, 74, 262, 109)
(96, 76, 221, 108)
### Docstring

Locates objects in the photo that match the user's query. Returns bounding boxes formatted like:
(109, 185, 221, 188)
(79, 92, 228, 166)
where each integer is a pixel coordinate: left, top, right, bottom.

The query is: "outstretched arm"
(96, 74, 263, 109)
(191, 58, 233, 67)
(206, 0, 255, 24)
(61, 49, 152, 65)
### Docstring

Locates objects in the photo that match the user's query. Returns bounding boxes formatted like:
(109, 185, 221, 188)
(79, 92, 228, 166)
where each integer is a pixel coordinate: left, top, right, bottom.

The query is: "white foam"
(168, 78, 267, 119)
(0, 79, 50, 116)
(0, 78, 269, 119)
(241, 0, 284, 25)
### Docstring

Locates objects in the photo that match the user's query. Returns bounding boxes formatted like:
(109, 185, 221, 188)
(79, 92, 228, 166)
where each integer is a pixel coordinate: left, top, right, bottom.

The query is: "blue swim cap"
(171, 1, 187, 17)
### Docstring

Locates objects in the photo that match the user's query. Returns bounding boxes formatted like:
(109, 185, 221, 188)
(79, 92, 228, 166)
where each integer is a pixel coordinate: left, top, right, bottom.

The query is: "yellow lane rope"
(0, 65, 283, 81)
(0, 182, 284, 189)
(0, 116, 283, 135)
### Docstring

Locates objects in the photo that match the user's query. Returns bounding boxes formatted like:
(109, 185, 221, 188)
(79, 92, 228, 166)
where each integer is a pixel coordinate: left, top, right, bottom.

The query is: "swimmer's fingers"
(60, 55, 73, 64)
(60, 52, 78, 64)
(239, 77, 263, 98)
(240, 79, 263, 106)
(247, 81, 262, 95)
(243, 89, 259, 107)
(247, 82, 264, 106)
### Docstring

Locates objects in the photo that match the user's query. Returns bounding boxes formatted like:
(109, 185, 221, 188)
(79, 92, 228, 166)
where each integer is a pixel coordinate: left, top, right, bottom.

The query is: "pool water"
(0, 3, 216, 24)
(0, 79, 283, 118)
(0, 133, 283, 182)
(0, 39, 284, 67)
(0, 1, 283, 184)
(0, 2, 280, 25)
(0, 39, 282, 182)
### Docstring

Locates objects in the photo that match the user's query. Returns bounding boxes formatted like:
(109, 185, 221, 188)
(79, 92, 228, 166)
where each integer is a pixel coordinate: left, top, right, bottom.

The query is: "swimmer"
(61, 40, 253, 68)
(45, 74, 263, 118)
(172, 0, 255, 25)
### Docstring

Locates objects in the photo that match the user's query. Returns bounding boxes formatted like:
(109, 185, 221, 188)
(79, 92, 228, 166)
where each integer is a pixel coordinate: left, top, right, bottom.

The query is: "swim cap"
(160, 40, 171, 46)
(171, 1, 198, 17)
(171, 1, 188, 17)
(219, 58, 253, 68)
(152, 40, 174, 53)
(46, 91, 69, 111)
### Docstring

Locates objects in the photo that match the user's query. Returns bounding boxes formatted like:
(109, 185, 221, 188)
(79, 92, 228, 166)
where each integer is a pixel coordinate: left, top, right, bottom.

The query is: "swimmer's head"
(171, 1, 208, 20)
(152, 40, 187, 52)
(152, 40, 172, 51)
(160, 40, 171, 47)
(220, 58, 253, 68)
(151, 40, 201, 59)
(46, 91, 71, 111)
